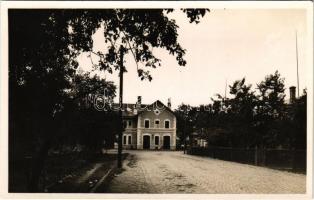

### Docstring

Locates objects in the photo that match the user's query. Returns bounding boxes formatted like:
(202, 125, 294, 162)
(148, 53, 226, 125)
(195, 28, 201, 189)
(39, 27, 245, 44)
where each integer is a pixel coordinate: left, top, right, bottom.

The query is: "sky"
(78, 9, 308, 109)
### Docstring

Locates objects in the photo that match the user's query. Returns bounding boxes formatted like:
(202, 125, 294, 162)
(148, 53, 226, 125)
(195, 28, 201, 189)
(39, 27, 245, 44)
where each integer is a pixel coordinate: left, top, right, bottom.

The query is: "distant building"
(191, 132, 208, 148)
(119, 97, 176, 150)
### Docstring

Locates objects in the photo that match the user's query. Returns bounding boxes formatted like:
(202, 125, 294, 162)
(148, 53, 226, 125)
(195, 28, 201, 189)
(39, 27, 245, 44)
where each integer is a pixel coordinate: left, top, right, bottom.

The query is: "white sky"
(78, 9, 308, 109)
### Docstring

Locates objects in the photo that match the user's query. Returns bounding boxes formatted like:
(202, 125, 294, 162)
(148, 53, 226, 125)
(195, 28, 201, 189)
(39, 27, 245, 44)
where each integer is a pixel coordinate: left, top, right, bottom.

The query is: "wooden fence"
(188, 146, 306, 173)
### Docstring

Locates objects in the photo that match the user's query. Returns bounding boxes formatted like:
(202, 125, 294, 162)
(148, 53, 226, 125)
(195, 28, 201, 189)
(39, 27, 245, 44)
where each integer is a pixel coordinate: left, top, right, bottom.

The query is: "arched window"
(128, 135, 132, 145)
(123, 135, 127, 145)
(155, 136, 160, 145)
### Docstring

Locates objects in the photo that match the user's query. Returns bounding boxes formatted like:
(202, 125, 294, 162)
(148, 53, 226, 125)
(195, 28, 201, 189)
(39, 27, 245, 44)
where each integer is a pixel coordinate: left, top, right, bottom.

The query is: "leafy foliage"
(85, 9, 209, 80)
(256, 70, 285, 118)
(175, 72, 306, 150)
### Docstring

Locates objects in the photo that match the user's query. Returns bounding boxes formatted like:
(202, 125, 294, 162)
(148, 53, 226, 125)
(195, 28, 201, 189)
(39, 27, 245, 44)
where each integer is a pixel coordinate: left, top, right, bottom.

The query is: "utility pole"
(183, 116, 187, 154)
(117, 45, 124, 168)
(295, 30, 300, 98)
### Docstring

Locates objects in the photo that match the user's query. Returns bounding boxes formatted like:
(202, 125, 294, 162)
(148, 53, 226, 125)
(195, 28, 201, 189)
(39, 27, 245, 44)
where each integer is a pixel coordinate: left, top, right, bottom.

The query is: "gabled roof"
(117, 100, 174, 118)
(112, 103, 147, 118)
(156, 100, 175, 115)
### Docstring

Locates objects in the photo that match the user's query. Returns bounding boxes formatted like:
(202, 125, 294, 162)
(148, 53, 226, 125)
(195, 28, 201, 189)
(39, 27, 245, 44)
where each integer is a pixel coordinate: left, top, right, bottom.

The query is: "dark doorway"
(143, 135, 150, 149)
(163, 136, 170, 150)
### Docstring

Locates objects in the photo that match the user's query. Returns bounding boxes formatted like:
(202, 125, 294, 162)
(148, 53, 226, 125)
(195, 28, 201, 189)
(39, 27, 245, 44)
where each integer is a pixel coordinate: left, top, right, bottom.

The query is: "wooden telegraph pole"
(117, 45, 124, 168)
(295, 30, 300, 98)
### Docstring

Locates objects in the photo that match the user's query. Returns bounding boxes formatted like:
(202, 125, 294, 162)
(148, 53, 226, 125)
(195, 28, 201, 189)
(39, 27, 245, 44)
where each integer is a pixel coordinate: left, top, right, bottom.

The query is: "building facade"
(121, 97, 176, 150)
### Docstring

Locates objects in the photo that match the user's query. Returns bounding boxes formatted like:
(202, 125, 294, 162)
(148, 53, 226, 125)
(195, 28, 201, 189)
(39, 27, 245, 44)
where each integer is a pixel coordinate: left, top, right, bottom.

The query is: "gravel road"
(105, 150, 305, 194)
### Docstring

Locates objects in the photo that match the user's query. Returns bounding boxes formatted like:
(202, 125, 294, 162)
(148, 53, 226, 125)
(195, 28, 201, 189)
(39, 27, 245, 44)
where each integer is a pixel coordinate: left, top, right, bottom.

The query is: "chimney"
(167, 98, 171, 109)
(137, 96, 142, 107)
(289, 86, 296, 103)
(137, 96, 142, 104)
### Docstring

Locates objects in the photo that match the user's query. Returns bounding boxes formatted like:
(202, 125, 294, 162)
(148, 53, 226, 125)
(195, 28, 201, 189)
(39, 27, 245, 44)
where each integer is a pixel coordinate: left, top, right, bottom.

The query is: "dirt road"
(105, 150, 305, 194)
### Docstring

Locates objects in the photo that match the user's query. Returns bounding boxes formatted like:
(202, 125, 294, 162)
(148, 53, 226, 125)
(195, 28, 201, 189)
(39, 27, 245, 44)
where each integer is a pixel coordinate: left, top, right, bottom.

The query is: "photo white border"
(0, 1, 313, 200)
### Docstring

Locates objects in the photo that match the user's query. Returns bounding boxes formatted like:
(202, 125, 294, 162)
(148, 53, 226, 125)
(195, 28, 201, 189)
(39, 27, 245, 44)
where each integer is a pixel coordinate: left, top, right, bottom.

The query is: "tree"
(9, 9, 209, 191)
(257, 71, 285, 118)
(255, 71, 286, 148)
(174, 104, 195, 151)
(9, 10, 85, 192)
(66, 72, 117, 151)
(284, 89, 307, 150)
(228, 78, 257, 147)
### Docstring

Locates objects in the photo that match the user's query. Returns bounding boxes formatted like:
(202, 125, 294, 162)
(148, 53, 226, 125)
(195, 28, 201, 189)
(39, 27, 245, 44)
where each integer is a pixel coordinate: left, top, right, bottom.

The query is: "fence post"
(213, 147, 215, 159)
(292, 149, 296, 172)
(230, 148, 233, 161)
(254, 146, 258, 165)
(264, 149, 267, 166)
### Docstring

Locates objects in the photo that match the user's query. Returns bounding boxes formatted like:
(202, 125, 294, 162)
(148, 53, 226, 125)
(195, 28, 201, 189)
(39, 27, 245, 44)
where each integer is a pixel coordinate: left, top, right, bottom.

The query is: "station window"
(123, 135, 127, 145)
(144, 120, 150, 128)
(128, 135, 132, 145)
(155, 136, 159, 145)
(155, 120, 160, 128)
(165, 120, 170, 129)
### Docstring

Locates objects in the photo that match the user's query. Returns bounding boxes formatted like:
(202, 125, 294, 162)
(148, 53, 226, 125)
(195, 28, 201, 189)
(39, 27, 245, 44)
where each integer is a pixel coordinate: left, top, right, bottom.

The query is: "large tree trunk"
(27, 116, 56, 192)
(27, 138, 51, 192)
